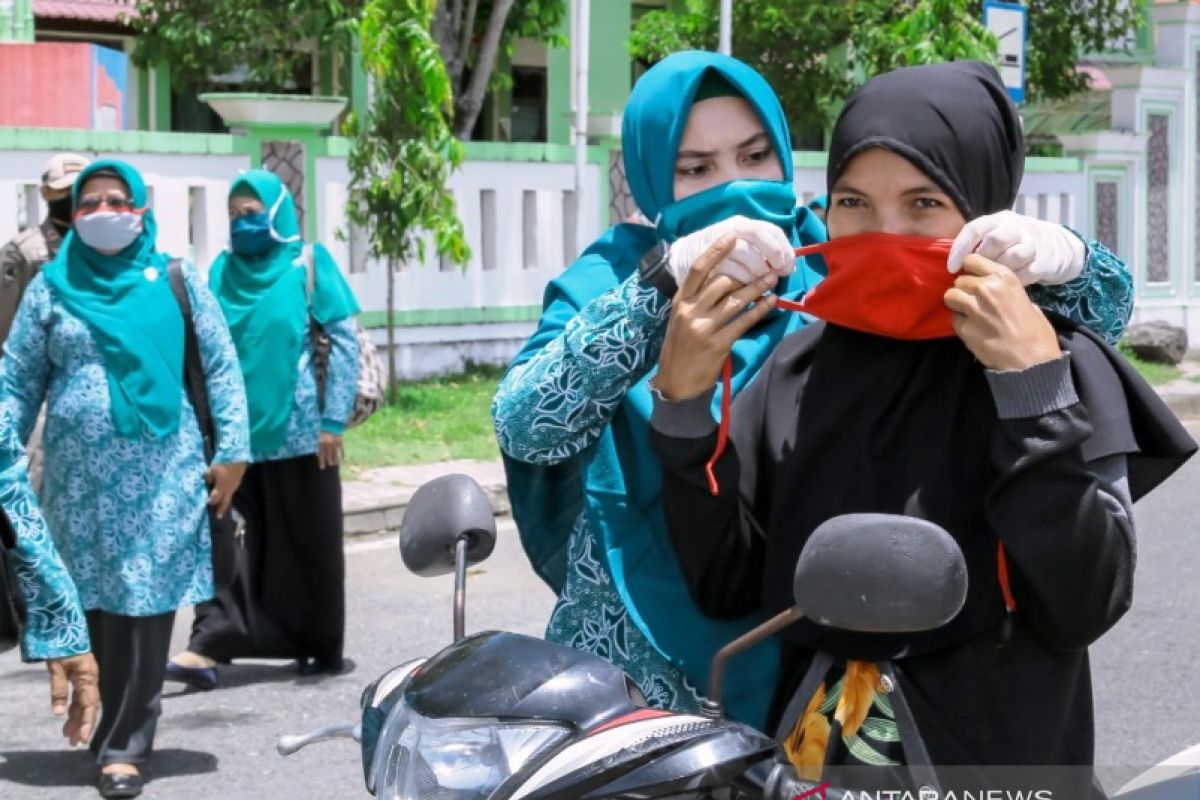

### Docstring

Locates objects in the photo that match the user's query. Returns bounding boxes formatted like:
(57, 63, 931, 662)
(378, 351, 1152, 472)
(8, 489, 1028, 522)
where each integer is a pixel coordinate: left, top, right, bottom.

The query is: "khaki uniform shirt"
(0, 219, 62, 346)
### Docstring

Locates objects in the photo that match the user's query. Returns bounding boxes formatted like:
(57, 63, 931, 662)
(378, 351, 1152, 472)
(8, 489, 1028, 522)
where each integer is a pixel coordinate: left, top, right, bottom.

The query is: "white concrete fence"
(5, 3, 1200, 377)
(0, 150, 1098, 379)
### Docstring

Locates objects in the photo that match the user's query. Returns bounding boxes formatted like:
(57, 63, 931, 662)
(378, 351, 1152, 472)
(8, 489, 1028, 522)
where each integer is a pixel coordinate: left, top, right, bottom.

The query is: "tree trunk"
(452, 0, 516, 139)
(386, 255, 398, 404)
(432, 2, 463, 87)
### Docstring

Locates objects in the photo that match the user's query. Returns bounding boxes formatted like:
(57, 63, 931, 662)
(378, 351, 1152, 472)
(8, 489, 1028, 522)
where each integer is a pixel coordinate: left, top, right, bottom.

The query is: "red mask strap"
(703, 242, 834, 495)
(705, 356, 734, 496)
(997, 542, 1017, 612)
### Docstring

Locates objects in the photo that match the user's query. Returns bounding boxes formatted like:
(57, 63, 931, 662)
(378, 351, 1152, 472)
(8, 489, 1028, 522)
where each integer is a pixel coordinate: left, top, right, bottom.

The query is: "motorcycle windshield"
(374, 711, 567, 800)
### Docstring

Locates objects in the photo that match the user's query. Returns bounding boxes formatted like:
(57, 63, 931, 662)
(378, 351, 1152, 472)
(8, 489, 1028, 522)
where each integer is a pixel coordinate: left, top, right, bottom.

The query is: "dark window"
(510, 66, 547, 142)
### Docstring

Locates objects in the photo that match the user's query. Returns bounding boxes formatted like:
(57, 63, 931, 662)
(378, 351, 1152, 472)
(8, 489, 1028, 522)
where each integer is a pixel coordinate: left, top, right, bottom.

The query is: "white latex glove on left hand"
(947, 210, 1086, 286)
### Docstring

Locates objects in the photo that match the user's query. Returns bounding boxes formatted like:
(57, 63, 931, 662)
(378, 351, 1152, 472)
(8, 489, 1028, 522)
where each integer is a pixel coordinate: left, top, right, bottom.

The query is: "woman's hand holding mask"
(667, 215, 794, 286)
(656, 233, 778, 401)
(945, 254, 1062, 371)
(947, 210, 1086, 286)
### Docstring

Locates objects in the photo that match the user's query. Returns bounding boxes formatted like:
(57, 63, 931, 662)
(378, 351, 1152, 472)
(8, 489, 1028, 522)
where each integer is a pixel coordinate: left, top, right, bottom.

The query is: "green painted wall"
(2, 0, 35, 41)
(547, 22, 572, 145)
(547, 1, 636, 145)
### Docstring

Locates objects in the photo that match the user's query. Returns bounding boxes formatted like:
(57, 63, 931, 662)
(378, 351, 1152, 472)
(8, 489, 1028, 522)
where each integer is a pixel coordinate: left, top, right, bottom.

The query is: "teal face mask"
(655, 179, 799, 242)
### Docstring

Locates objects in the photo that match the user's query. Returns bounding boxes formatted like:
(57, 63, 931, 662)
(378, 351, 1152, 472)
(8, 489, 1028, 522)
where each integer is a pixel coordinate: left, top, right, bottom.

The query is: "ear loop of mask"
(699, 241, 1018, 623)
(703, 241, 825, 495)
(267, 190, 301, 244)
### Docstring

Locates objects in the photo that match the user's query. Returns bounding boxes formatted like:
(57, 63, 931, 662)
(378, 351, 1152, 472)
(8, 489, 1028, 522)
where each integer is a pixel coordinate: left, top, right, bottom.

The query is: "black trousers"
(188, 455, 345, 664)
(86, 610, 176, 767)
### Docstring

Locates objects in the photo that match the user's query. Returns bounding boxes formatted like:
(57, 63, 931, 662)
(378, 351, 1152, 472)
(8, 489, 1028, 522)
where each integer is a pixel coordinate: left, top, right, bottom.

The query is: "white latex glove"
(667, 215, 795, 287)
(947, 210, 1086, 287)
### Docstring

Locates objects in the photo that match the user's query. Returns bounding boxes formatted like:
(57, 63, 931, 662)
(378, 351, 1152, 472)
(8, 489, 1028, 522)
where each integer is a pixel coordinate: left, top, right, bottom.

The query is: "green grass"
(344, 364, 503, 471)
(1118, 343, 1184, 386)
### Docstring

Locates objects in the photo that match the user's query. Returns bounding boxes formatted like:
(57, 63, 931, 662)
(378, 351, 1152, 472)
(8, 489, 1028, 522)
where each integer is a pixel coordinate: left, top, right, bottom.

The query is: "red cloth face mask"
(704, 232, 958, 497)
(775, 232, 958, 339)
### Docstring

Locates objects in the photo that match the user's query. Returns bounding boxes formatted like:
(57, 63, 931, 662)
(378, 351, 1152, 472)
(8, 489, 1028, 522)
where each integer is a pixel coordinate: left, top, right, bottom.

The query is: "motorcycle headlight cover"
(373, 711, 567, 800)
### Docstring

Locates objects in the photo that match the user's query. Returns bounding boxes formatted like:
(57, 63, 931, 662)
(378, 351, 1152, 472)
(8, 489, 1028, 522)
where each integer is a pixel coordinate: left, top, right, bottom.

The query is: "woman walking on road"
(167, 169, 361, 687)
(1, 159, 250, 798)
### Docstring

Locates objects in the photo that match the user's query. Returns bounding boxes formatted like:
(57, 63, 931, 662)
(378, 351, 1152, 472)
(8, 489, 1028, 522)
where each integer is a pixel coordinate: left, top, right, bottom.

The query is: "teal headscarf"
(504, 51, 828, 729)
(42, 159, 183, 439)
(209, 169, 359, 455)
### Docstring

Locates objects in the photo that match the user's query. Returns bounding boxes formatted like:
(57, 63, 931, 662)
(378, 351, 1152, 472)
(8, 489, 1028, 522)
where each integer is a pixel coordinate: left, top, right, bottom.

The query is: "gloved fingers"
(948, 217, 991, 272)
(948, 211, 1024, 271)
(728, 219, 795, 275)
(971, 218, 1028, 263)
(722, 239, 772, 280)
(990, 239, 1037, 273)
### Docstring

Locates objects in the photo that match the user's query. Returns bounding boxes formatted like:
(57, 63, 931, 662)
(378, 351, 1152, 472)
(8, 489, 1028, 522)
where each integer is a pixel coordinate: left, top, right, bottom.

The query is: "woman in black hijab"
(648, 62, 1196, 794)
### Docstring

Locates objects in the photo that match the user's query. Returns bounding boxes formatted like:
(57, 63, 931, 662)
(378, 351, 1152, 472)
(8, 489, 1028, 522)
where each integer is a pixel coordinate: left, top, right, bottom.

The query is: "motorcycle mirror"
(399, 474, 497, 578)
(793, 513, 967, 633)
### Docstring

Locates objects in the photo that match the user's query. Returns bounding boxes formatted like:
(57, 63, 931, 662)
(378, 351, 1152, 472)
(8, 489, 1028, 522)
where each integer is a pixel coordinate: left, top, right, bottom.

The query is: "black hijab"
(827, 60, 1023, 219)
(754, 61, 1194, 661)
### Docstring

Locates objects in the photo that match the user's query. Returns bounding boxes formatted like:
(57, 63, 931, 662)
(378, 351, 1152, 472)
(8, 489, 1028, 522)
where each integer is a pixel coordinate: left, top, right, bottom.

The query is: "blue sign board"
(983, 0, 1028, 104)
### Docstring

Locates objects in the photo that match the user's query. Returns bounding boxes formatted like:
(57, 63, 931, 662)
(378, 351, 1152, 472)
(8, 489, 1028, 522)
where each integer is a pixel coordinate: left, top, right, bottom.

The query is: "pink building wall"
(0, 42, 127, 129)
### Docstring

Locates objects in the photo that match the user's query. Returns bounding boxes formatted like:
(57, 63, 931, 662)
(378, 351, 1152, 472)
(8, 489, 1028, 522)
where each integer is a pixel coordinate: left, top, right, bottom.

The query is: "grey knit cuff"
(985, 353, 1078, 419)
(649, 384, 719, 438)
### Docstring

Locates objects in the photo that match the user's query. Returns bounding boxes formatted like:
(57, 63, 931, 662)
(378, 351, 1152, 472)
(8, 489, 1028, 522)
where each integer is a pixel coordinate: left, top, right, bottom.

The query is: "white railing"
(314, 156, 603, 317)
(1, 147, 1087, 322)
(0, 150, 249, 270)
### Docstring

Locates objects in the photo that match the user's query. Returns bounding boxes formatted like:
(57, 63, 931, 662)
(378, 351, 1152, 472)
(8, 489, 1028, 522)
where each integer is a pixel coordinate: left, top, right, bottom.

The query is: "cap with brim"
(42, 153, 90, 191)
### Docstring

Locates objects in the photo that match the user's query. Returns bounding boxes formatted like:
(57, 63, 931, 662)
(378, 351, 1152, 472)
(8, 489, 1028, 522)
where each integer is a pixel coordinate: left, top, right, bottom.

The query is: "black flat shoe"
(164, 661, 219, 691)
(98, 771, 143, 799)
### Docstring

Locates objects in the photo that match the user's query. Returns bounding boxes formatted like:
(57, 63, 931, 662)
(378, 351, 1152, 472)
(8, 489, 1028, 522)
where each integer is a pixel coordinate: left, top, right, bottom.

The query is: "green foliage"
(1010, 0, 1146, 103)
(129, 0, 360, 92)
(630, 0, 1144, 143)
(344, 0, 469, 269)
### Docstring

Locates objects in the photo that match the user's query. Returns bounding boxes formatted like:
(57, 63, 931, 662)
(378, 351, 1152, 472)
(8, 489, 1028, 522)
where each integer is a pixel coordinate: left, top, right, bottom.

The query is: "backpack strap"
(302, 243, 315, 306)
(166, 259, 216, 463)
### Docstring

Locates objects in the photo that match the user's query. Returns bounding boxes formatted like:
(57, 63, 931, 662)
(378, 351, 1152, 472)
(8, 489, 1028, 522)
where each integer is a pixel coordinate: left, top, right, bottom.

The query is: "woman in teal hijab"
(493, 51, 1137, 730)
(168, 168, 362, 687)
(0, 158, 250, 796)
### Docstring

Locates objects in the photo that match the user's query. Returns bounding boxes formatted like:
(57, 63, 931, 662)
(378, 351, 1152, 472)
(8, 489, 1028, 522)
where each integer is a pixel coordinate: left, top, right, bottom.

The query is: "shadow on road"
(0, 747, 218, 787)
(162, 658, 359, 699)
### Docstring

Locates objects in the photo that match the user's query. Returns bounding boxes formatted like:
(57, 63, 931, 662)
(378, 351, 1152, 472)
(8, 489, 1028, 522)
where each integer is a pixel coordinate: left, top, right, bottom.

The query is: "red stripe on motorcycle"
(586, 708, 675, 736)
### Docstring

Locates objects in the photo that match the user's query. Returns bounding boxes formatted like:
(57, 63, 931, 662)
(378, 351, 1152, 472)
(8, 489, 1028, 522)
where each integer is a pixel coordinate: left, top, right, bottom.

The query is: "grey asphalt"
(3, 427, 1200, 798)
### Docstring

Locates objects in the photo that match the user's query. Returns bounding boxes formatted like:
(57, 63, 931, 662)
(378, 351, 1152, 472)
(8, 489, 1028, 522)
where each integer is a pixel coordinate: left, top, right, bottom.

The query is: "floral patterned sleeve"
(319, 318, 359, 435)
(0, 275, 51, 443)
(184, 262, 251, 464)
(0, 405, 90, 661)
(493, 273, 670, 465)
(1028, 236, 1133, 345)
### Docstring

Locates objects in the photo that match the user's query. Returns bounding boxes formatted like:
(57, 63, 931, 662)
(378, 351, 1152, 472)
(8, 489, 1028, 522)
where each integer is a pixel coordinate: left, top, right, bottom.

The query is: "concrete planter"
(200, 93, 347, 132)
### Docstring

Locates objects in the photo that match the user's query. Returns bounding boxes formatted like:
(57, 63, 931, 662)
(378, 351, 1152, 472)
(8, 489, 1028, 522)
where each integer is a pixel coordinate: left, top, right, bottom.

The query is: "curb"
(340, 387, 1200, 539)
(343, 483, 511, 537)
(1159, 392, 1200, 423)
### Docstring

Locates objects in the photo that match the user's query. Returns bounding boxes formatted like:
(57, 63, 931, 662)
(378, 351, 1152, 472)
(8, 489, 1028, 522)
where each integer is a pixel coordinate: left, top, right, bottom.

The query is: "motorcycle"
(279, 474, 1200, 799)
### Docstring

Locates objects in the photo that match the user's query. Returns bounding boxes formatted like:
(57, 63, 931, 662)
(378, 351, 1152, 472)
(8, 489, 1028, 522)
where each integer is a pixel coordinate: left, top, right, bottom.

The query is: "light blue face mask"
(655, 179, 799, 243)
(229, 190, 300, 257)
(73, 211, 144, 254)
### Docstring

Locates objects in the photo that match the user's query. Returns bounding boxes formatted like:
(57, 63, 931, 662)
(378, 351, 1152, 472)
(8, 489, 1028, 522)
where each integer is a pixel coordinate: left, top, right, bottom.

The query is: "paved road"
(3, 427, 1200, 798)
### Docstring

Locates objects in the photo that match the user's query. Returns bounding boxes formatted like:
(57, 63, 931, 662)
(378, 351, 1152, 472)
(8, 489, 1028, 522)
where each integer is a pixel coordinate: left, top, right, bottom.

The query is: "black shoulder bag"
(166, 261, 241, 549)
(0, 495, 27, 654)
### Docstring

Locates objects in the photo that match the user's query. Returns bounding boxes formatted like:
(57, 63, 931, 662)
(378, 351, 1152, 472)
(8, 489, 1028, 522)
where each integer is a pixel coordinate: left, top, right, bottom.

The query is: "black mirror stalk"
(702, 606, 804, 720)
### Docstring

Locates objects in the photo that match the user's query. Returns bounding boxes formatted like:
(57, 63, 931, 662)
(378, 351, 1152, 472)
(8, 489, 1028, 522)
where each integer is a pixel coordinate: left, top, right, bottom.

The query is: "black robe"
(651, 320, 1195, 796)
